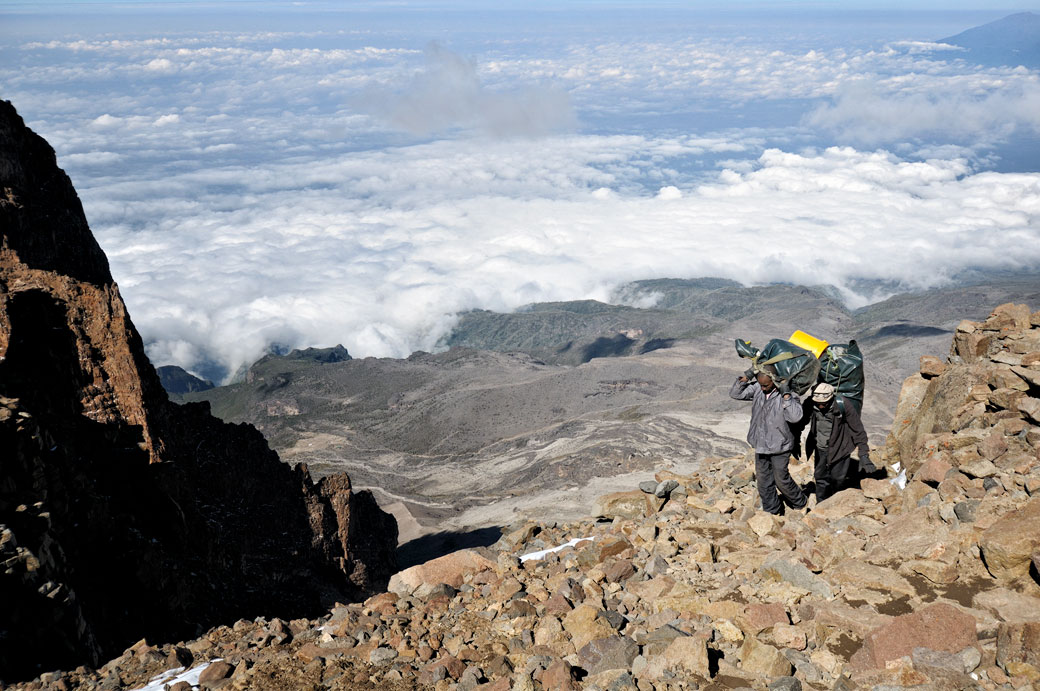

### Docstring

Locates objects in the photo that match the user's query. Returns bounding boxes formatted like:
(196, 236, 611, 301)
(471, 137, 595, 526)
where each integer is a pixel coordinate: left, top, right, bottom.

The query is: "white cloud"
(361, 42, 576, 137)
(5, 14, 1039, 381)
(73, 137, 1040, 381)
(807, 76, 1040, 144)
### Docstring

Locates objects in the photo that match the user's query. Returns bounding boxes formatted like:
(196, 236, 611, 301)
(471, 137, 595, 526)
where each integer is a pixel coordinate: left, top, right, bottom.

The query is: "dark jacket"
(793, 395, 870, 464)
(729, 378, 803, 454)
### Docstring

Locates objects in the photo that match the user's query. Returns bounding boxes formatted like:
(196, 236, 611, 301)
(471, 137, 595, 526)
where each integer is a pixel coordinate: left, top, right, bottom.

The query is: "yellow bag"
(789, 330, 829, 359)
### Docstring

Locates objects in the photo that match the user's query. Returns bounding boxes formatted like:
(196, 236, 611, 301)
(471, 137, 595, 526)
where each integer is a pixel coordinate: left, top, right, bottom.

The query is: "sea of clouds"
(2, 5, 1039, 381)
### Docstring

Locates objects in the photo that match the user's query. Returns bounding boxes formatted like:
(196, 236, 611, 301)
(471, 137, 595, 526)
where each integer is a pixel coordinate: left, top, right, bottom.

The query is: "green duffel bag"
(818, 340, 864, 412)
(734, 338, 821, 396)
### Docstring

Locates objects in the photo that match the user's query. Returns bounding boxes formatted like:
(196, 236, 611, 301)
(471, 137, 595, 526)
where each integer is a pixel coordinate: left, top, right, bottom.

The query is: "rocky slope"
(0, 100, 398, 682)
(16, 302, 1038, 690)
(181, 276, 1040, 551)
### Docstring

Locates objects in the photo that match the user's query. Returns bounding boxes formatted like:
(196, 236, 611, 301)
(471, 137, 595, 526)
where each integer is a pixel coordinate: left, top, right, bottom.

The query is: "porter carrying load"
(734, 337, 821, 396)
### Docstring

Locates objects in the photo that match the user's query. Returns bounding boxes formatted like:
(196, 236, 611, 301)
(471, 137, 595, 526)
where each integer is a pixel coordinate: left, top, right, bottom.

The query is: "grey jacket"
(729, 378, 804, 454)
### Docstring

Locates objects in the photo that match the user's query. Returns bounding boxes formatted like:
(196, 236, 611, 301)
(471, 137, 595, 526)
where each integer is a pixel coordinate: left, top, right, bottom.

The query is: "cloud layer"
(3, 8, 1039, 380)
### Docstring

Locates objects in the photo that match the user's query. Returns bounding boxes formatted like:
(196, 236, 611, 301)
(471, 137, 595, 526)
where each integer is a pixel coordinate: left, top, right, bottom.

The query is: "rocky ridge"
(14, 302, 1039, 690)
(0, 99, 398, 681)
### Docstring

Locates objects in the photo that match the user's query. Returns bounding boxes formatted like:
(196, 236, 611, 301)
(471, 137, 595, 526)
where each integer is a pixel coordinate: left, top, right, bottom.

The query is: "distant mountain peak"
(939, 12, 1040, 69)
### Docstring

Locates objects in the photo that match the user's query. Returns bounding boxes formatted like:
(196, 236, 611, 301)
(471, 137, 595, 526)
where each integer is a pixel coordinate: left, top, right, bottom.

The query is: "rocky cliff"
(0, 100, 398, 682)
(11, 302, 1038, 690)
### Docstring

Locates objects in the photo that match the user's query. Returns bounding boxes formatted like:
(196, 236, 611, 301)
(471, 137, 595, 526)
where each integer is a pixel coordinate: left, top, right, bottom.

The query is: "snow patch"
(519, 536, 595, 562)
(130, 660, 221, 691)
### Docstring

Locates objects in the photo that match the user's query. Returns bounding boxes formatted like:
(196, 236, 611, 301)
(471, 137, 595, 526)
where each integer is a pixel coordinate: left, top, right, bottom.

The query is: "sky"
(2, 2, 1040, 381)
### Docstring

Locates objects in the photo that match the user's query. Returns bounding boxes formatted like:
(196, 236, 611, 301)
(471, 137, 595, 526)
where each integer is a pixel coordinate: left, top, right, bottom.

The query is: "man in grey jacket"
(730, 365, 807, 515)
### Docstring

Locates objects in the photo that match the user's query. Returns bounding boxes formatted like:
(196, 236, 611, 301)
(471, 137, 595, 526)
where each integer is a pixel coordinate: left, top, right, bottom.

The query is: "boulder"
(979, 496, 1040, 581)
(562, 605, 618, 651)
(827, 560, 917, 598)
(996, 621, 1040, 680)
(913, 455, 953, 486)
(972, 589, 1040, 623)
(758, 556, 833, 599)
(388, 549, 496, 594)
(577, 636, 639, 676)
(657, 635, 709, 678)
(595, 491, 657, 520)
(919, 355, 946, 378)
(810, 489, 882, 521)
(849, 603, 978, 671)
(198, 661, 234, 686)
(738, 602, 789, 635)
(740, 636, 793, 677)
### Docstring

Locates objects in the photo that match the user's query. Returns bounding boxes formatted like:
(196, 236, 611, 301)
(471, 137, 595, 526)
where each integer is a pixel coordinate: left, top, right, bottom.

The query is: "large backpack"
(735, 337, 821, 396)
(818, 341, 864, 413)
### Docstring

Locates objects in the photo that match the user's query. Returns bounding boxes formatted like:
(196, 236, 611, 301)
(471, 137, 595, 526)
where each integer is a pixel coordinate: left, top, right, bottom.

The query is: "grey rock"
(413, 582, 457, 599)
(600, 609, 627, 631)
(911, 646, 963, 672)
(636, 625, 685, 657)
(954, 500, 980, 522)
(654, 480, 679, 498)
(578, 636, 640, 675)
(639, 481, 658, 494)
(457, 665, 485, 691)
(956, 645, 982, 673)
(782, 649, 829, 686)
(645, 555, 670, 576)
(368, 646, 398, 665)
(768, 677, 802, 691)
(759, 556, 833, 599)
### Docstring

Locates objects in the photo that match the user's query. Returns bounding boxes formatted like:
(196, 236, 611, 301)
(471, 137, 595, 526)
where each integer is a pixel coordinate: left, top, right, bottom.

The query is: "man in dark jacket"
(793, 382, 873, 503)
(730, 365, 807, 515)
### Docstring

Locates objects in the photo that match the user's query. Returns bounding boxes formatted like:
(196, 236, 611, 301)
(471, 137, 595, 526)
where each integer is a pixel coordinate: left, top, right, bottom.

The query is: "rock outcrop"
(0, 100, 398, 682)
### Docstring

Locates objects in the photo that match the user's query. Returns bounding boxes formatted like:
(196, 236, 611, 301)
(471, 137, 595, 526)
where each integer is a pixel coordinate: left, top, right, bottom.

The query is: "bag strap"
(759, 351, 798, 366)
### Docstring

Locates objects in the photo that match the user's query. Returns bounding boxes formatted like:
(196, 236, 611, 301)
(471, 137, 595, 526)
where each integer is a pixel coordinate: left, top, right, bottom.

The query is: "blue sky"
(2, 2, 1039, 380)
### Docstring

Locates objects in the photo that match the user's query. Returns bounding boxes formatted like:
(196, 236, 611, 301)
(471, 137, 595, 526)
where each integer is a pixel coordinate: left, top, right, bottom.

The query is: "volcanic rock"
(0, 100, 397, 681)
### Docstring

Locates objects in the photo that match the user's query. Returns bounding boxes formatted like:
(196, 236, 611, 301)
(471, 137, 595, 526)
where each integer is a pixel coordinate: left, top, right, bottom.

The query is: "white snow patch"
(131, 660, 221, 691)
(519, 536, 595, 562)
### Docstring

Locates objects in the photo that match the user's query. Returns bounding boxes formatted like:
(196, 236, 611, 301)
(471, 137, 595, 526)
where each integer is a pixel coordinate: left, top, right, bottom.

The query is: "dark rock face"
(0, 100, 397, 682)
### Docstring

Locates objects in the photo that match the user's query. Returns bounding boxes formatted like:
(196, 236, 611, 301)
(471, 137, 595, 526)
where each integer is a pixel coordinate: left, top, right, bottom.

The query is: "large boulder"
(979, 496, 1040, 582)
(388, 549, 496, 595)
(849, 603, 978, 671)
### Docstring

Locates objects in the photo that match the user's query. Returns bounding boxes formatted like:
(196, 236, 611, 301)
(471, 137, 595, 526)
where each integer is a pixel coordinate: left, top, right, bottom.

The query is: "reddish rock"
(542, 593, 574, 615)
(597, 536, 634, 562)
(739, 603, 789, 634)
(849, 603, 978, 671)
(978, 432, 1009, 462)
(914, 455, 953, 486)
(542, 659, 581, 690)
(601, 559, 636, 583)
(198, 661, 233, 685)
(424, 655, 466, 681)
(388, 549, 496, 594)
(919, 355, 946, 378)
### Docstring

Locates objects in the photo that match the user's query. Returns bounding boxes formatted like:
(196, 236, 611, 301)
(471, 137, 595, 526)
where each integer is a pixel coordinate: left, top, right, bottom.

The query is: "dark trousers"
(814, 449, 852, 503)
(755, 452, 806, 515)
